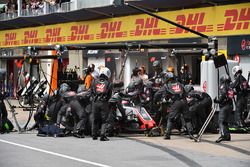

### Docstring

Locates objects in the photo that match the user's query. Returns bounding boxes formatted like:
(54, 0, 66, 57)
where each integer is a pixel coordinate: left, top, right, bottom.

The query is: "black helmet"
(134, 78, 143, 89)
(126, 82, 135, 93)
(153, 60, 160, 68)
(84, 66, 92, 75)
(77, 85, 86, 93)
(109, 93, 122, 103)
(153, 60, 162, 73)
(184, 85, 194, 93)
(132, 67, 140, 76)
(220, 75, 230, 84)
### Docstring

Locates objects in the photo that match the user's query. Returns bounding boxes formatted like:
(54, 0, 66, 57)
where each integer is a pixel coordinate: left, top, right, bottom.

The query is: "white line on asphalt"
(0, 139, 112, 167)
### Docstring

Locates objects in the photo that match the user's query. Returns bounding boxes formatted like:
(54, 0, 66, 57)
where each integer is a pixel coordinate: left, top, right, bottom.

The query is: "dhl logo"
(96, 21, 127, 39)
(217, 8, 250, 31)
(68, 25, 94, 41)
(22, 30, 41, 44)
(130, 18, 167, 36)
(5, 32, 16, 41)
(44, 27, 65, 43)
(170, 12, 213, 34)
(3, 32, 19, 46)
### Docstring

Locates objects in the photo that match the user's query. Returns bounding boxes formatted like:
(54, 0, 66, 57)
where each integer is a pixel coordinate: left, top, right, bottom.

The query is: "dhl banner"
(0, 3, 249, 48)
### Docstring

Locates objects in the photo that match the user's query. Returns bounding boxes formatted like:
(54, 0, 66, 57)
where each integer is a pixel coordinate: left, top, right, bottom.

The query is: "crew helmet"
(232, 65, 242, 76)
(77, 85, 86, 93)
(99, 67, 111, 79)
(152, 60, 162, 72)
(132, 67, 140, 76)
(126, 82, 135, 93)
(59, 83, 70, 95)
(134, 78, 143, 89)
(184, 85, 194, 93)
(109, 93, 122, 104)
(165, 72, 174, 83)
(167, 66, 174, 73)
(153, 60, 161, 69)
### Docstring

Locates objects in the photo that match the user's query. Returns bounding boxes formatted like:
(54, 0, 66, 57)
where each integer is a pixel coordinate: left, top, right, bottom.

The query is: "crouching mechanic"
(214, 75, 233, 143)
(57, 91, 87, 138)
(91, 67, 113, 141)
(107, 92, 127, 136)
(33, 94, 50, 129)
(185, 85, 213, 133)
(0, 92, 14, 133)
(158, 72, 195, 140)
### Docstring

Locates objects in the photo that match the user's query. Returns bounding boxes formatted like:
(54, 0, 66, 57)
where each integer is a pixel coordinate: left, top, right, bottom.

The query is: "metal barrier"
(0, 0, 115, 21)
(0, 12, 17, 21)
(0, 3, 59, 21)
(77, 0, 114, 9)
(48, 3, 60, 13)
(60, 1, 74, 13)
(21, 8, 44, 17)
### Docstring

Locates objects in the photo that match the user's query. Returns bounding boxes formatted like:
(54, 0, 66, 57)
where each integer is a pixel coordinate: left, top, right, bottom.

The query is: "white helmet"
(99, 67, 111, 79)
(232, 65, 242, 76)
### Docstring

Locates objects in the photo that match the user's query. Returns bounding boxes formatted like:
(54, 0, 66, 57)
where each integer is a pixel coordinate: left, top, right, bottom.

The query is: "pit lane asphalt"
(0, 132, 249, 167)
(1, 99, 250, 167)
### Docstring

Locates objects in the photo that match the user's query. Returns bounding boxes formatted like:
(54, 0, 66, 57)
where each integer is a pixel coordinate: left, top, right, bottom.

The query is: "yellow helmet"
(167, 66, 174, 73)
